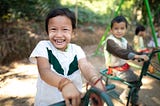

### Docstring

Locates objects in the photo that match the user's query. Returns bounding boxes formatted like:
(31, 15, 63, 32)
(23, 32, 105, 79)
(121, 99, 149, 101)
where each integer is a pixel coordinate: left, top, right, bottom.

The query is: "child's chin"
(56, 46, 66, 51)
(115, 36, 122, 38)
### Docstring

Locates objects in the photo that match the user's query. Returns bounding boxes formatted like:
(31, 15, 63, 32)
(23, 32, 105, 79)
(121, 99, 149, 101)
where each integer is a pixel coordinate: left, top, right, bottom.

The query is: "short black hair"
(45, 8, 76, 34)
(111, 15, 128, 29)
(135, 25, 145, 35)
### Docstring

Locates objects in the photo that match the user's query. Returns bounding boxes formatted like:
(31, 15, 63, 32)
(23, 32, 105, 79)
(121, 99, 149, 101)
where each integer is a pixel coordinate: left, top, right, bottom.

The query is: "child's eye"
(114, 28, 118, 30)
(51, 28, 56, 31)
(63, 28, 69, 31)
(121, 27, 125, 30)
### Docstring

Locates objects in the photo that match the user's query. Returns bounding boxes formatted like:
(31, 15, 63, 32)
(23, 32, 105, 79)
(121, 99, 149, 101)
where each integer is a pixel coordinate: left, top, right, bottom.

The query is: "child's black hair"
(45, 8, 76, 34)
(135, 25, 145, 35)
(111, 15, 128, 29)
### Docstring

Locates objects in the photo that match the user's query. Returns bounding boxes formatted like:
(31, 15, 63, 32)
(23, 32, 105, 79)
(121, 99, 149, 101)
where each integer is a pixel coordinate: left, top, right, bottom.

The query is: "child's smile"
(111, 22, 127, 38)
(48, 16, 73, 51)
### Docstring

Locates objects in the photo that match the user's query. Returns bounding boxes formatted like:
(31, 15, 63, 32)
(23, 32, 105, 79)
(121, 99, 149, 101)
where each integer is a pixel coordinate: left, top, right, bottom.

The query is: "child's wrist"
(134, 55, 139, 59)
(90, 75, 102, 85)
(58, 78, 72, 91)
(90, 75, 98, 84)
(93, 76, 103, 85)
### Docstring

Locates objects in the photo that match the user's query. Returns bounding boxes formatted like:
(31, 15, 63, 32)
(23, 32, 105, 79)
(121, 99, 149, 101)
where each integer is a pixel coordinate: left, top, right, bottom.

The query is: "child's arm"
(36, 57, 62, 87)
(36, 57, 81, 106)
(78, 58, 105, 91)
(133, 36, 138, 44)
(106, 39, 131, 59)
(133, 54, 149, 61)
(106, 39, 148, 61)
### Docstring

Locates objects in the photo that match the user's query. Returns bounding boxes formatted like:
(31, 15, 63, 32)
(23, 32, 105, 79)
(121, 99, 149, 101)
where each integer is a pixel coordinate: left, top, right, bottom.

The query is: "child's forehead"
(112, 22, 126, 27)
(113, 21, 126, 24)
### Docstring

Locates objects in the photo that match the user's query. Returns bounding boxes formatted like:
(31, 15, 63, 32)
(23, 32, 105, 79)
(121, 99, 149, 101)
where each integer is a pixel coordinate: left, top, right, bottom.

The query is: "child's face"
(48, 15, 73, 51)
(111, 22, 127, 38)
(139, 31, 146, 37)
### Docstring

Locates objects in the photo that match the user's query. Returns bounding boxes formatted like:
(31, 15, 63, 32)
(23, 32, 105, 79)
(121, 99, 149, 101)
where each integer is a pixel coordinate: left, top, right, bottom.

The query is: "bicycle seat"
(100, 69, 124, 81)
(100, 69, 135, 87)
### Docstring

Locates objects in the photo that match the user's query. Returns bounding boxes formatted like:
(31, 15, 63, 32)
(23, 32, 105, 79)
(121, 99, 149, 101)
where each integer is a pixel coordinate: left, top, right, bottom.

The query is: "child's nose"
(56, 30, 63, 36)
(118, 29, 121, 32)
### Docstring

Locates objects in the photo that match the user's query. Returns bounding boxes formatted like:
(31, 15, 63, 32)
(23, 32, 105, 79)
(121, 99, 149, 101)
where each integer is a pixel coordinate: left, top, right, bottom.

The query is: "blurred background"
(0, 0, 160, 65)
(0, 1, 160, 106)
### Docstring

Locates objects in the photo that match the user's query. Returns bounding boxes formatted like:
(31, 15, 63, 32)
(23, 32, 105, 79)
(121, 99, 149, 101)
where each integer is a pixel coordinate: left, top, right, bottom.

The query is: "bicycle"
(49, 49, 160, 106)
(49, 84, 115, 106)
(100, 49, 160, 106)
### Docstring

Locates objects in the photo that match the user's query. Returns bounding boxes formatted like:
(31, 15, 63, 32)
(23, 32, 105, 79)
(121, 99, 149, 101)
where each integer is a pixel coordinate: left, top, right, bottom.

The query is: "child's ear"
(108, 30, 112, 35)
(72, 29, 77, 36)
(109, 29, 113, 33)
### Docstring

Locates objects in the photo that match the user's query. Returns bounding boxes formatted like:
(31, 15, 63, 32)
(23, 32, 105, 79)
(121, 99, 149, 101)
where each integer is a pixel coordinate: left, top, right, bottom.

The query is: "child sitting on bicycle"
(104, 16, 149, 106)
(29, 8, 105, 106)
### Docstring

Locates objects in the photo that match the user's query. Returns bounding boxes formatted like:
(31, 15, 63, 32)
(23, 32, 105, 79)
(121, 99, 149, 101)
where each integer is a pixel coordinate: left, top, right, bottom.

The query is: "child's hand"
(139, 54, 149, 61)
(94, 80, 106, 91)
(135, 54, 149, 61)
(61, 82, 81, 106)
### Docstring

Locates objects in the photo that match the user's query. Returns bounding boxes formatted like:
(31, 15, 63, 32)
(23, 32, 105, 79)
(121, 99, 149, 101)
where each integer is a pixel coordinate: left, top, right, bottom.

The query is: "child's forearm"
(37, 57, 64, 88)
(79, 58, 99, 84)
(38, 67, 63, 88)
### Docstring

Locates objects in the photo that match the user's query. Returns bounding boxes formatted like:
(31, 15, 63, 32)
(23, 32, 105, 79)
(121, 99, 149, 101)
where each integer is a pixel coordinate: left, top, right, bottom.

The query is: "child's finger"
(72, 98, 80, 106)
(65, 99, 71, 106)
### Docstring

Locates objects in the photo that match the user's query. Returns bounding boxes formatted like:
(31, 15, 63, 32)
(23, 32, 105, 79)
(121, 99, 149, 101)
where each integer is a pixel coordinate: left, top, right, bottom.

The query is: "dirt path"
(0, 45, 160, 106)
(0, 63, 37, 106)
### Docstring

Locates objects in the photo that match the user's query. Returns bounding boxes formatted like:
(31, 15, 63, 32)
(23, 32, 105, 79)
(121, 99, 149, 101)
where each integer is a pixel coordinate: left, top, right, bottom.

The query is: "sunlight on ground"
(0, 61, 160, 106)
(141, 77, 155, 89)
(0, 63, 38, 100)
(0, 78, 36, 97)
(109, 75, 157, 90)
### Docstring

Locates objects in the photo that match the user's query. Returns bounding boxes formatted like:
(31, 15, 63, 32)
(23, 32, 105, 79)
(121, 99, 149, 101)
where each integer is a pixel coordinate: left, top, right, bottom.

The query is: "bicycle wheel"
(83, 87, 114, 106)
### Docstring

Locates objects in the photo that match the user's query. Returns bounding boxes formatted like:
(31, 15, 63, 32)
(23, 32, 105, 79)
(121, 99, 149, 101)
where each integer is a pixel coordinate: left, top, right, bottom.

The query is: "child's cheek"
(48, 32, 55, 37)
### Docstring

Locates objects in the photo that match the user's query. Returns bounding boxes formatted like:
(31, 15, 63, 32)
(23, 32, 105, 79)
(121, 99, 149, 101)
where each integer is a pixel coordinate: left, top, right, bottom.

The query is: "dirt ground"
(0, 24, 160, 106)
(0, 45, 160, 106)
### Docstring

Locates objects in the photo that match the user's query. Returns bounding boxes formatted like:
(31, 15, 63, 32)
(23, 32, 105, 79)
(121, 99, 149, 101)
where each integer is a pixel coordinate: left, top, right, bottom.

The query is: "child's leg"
(114, 69, 139, 105)
(119, 87, 130, 104)
(129, 81, 142, 106)
(131, 88, 139, 105)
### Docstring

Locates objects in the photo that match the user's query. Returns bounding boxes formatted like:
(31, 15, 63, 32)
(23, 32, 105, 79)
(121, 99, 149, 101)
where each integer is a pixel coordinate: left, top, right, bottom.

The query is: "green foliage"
(0, 0, 61, 23)
(132, 0, 160, 25)
(61, 0, 116, 25)
(1, 0, 160, 65)
(74, 7, 108, 25)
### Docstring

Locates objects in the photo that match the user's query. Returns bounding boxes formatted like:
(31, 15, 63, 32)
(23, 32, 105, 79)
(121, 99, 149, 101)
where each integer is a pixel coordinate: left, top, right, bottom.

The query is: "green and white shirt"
(29, 40, 85, 106)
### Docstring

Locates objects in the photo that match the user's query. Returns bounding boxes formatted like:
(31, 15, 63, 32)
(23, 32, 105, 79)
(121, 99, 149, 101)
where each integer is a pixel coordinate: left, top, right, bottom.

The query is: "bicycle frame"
(100, 49, 160, 106)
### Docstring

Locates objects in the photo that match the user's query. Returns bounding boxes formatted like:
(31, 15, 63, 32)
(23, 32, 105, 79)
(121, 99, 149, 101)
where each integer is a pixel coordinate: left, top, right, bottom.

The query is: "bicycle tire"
(83, 87, 114, 106)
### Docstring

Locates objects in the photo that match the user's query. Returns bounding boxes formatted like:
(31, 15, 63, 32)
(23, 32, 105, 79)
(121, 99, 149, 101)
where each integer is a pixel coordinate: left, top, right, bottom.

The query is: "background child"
(133, 25, 150, 53)
(29, 8, 105, 106)
(104, 16, 148, 106)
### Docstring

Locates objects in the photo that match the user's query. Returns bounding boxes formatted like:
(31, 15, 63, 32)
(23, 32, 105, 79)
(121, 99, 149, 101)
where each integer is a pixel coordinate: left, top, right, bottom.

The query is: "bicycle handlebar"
(49, 86, 114, 106)
(139, 49, 160, 80)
